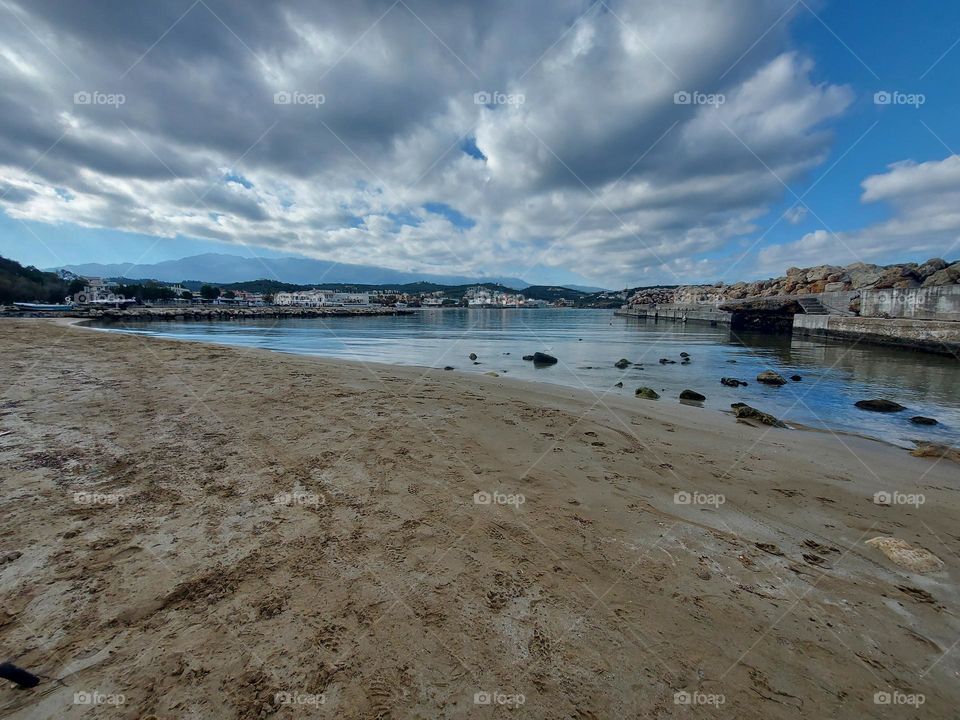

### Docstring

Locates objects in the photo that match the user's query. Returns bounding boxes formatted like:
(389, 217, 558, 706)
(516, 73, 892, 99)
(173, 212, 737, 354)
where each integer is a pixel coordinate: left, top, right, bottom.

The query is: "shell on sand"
(866, 536, 944, 573)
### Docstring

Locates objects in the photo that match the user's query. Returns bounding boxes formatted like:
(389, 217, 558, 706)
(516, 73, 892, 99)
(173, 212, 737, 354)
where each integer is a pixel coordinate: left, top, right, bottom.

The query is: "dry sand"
(0, 318, 958, 719)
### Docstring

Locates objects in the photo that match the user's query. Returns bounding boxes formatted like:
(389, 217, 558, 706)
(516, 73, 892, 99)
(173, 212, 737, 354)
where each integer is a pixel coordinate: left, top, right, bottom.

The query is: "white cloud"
(758, 154, 960, 273)
(0, 0, 859, 286)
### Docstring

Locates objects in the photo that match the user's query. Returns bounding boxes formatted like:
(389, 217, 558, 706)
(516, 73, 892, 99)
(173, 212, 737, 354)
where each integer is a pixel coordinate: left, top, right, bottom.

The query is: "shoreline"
(1, 319, 958, 718)
(75, 316, 950, 454)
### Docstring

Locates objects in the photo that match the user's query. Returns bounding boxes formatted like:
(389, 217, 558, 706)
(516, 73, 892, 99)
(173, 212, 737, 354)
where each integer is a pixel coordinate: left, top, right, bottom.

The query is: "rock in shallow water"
(532, 352, 558, 365)
(635, 387, 660, 400)
(679, 389, 705, 401)
(614, 358, 631, 369)
(756, 370, 787, 385)
(720, 377, 747, 387)
(855, 399, 905, 412)
(910, 416, 938, 425)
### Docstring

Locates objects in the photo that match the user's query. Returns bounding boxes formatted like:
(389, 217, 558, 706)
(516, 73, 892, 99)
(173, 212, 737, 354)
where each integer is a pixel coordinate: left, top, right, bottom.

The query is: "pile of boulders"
(625, 258, 959, 307)
(625, 287, 679, 305)
(724, 258, 959, 298)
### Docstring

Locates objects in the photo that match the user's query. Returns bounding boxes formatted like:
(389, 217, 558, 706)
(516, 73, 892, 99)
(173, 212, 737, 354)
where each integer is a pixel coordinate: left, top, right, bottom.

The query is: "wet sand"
(0, 318, 957, 719)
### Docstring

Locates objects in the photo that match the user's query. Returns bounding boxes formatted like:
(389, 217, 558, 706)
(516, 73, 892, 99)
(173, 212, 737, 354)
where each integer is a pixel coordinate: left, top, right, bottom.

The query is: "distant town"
(0, 255, 632, 310)
(64, 277, 601, 309)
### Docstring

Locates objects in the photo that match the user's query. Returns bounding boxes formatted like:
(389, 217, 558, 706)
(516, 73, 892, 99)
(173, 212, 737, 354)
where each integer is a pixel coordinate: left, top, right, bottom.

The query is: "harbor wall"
(614, 305, 731, 325)
(860, 285, 960, 322)
(793, 314, 960, 355)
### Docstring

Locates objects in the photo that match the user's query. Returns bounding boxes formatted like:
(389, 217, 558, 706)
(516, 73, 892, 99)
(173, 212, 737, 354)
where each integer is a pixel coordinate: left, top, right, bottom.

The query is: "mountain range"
(51, 254, 534, 289)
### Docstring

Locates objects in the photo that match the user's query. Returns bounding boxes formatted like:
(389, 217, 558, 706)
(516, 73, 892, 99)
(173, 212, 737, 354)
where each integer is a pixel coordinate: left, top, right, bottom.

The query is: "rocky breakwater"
(718, 258, 959, 315)
(74, 305, 412, 322)
(625, 258, 959, 311)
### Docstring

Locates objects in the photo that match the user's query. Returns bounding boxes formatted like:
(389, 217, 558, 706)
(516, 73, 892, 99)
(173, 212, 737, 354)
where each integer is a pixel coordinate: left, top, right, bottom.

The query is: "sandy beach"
(0, 318, 958, 719)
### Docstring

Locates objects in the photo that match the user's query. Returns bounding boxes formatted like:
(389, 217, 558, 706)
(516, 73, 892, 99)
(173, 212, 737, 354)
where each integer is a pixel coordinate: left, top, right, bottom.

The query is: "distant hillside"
(0, 255, 83, 304)
(522, 285, 587, 302)
(215, 279, 536, 298)
(53, 253, 530, 290)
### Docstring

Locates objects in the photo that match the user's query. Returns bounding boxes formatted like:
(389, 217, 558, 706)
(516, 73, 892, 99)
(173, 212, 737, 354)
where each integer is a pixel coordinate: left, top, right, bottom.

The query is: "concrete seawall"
(614, 305, 731, 325)
(861, 285, 960, 322)
(794, 314, 960, 355)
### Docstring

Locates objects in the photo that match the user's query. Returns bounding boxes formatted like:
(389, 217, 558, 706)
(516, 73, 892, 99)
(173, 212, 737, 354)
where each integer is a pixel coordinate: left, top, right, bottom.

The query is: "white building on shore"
(274, 290, 370, 307)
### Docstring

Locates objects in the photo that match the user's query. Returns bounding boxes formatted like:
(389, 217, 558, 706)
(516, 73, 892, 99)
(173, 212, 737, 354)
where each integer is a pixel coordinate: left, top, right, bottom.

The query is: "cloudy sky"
(1, 0, 958, 287)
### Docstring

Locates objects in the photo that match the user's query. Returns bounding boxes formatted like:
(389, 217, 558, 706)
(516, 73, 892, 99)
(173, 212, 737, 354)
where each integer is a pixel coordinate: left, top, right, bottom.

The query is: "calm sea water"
(96, 308, 959, 447)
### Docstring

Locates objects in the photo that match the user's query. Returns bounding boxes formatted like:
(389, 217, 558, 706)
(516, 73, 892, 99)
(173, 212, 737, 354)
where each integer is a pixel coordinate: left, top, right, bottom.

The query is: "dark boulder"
(910, 416, 938, 425)
(720, 377, 747, 387)
(443, 366, 454, 371)
(679, 389, 705, 402)
(756, 370, 787, 386)
(532, 352, 558, 365)
(732, 403, 787, 428)
(469, 352, 477, 360)
(635, 387, 660, 400)
(522, 355, 535, 361)
(790, 375, 802, 382)
(659, 358, 677, 365)
(614, 358, 631, 369)
(855, 399, 905, 413)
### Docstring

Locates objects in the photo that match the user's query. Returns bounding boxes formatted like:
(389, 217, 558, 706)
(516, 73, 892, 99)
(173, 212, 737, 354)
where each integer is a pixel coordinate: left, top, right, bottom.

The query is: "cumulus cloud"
(0, 0, 859, 285)
(758, 155, 960, 272)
